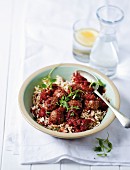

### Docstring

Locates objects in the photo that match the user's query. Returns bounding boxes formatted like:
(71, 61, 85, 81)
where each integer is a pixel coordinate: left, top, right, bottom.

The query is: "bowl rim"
(18, 63, 120, 139)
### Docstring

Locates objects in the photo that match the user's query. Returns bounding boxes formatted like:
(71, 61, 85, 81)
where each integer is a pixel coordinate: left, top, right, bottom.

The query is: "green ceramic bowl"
(18, 63, 120, 139)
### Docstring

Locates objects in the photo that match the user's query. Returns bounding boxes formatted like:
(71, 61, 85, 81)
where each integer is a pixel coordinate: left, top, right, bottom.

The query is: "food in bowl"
(31, 69, 108, 133)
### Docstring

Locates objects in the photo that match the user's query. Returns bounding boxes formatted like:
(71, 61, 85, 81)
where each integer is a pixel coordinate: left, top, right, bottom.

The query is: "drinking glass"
(73, 19, 99, 63)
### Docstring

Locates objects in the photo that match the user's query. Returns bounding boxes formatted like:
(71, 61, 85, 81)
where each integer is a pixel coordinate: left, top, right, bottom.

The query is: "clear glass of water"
(73, 19, 99, 63)
(89, 5, 124, 77)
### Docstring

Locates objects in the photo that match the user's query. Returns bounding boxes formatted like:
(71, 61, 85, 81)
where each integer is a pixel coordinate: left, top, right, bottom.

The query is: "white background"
(0, 0, 130, 169)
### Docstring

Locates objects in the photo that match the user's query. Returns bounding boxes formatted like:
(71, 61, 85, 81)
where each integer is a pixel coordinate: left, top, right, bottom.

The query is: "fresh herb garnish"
(59, 96, 70, 111)
(68, 86, 83, 99)
(46, 111, 51, 115)
(59, 95, 80, 111)
(70, 106, 80, 110)
(90, 79, 105, 88)
(97, 79, 105, 87)
(53, 127, 60, 131)
(41, 84, 47, 88)
(41, 67, 57, 89)
(94, 133, 112, 157)
(70, 112, 75, 116)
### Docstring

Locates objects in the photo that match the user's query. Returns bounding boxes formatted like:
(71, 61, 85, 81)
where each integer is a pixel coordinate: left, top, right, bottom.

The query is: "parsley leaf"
(46, 111, 51, 115)
(94, 146, 102, 152)
(59, 96, 69, 111)
(94, 133, 112, 157)
(90, 79, 105, 88)
(42, 84, 47, 88)
(97, 153, 107, 157)
(58, 96, 80, 111)
(57, 87, 83, 111)
(68, 88, 83, 100)
(41, 67, 57, 89)
(70, 106, 80, 110)
(97, 79, 105, 87)
(70, 112, 75, 116)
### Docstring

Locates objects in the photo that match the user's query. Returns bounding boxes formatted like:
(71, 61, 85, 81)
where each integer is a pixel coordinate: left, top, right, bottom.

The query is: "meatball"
(67, 99, 83, 116)
(40, 89, 52, 102)
(49, 107, 65, 124)
(98, 98, 108, 111)
(44, 97, 58, 111)
(71, 82, 93, 93)
(68, 99, 82, 109)
(66, 109, 79, 120)
(84, 93, 96, 100)
(38, 107, 46, 117)
(70, 84, 82, 91)
(85, 100, 100, 110)
(53, 87, 67, 99)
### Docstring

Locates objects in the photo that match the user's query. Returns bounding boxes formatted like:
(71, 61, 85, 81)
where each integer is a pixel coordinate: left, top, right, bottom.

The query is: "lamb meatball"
(68, 99, 83, 115)
(66, 109, 79, 120)
(68, 99, 82, 109)
(44, 97, 58, 111)
(40, 89, 52, 102)
(38, 107, 46, 117)
(49, 107, 65, 124)
(85, 100, 100, 110)
(53, 87, 67, 99)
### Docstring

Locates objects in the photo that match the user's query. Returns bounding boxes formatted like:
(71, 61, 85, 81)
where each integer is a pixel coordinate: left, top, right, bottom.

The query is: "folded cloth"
(6, 0, 130, 165)
(20, 118, 130, 165)
(13, 46, 130, 165)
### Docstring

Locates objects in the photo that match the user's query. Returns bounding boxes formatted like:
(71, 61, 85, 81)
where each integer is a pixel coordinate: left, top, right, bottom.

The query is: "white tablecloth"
(7, 0, 130, 165)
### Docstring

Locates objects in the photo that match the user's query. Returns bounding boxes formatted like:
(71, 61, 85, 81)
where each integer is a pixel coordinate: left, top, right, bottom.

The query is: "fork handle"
(95, 90, 130, 128)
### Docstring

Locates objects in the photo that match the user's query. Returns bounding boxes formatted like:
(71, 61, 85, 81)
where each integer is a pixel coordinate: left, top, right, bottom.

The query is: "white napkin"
(20, 119, 130, 165)
(6, 0, 130, 165)
(8, 43, 129, 165)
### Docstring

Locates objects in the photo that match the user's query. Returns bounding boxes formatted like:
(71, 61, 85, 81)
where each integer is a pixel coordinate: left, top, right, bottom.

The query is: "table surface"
(0, 0, 130, 169)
